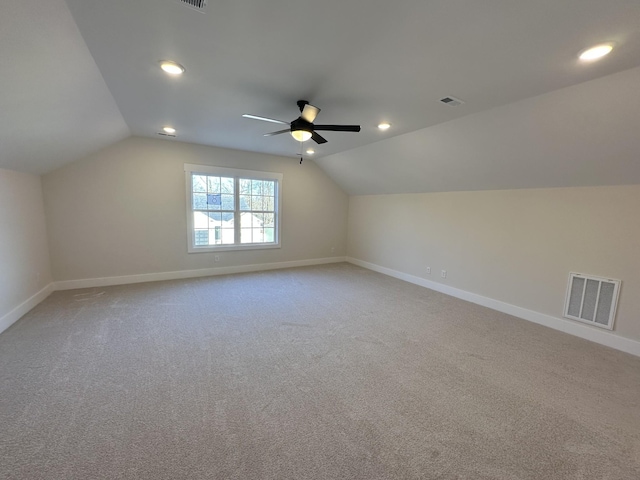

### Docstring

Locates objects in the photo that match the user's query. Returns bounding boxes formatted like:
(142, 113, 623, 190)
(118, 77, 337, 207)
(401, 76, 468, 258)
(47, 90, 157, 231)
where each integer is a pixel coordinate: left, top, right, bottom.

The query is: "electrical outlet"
(426, 266, 431, 274)
(441, 270, 447, 279)
(214, 255, 220, 263)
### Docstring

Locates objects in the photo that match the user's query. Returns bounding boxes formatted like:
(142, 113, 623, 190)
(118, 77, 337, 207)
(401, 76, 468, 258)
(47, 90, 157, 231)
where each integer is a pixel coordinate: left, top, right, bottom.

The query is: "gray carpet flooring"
(1, 263, 639, 479)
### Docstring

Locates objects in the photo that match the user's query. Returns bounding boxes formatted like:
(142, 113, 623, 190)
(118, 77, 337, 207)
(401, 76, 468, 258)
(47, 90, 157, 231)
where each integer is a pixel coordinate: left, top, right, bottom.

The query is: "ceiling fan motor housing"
(243, 99, 359, 145)
(291, 117, 313, 132)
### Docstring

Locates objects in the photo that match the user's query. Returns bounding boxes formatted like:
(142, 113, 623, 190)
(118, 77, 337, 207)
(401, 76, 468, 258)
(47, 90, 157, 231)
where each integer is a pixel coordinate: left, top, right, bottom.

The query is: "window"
(184, 164, 282, 252)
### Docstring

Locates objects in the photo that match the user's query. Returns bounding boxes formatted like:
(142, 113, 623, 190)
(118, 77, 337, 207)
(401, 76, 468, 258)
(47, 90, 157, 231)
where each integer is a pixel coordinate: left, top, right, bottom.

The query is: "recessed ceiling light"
(306, 149, 315, 155)
(378, 122, 391, 130)
(159, 60, 185, 75)
(579, 43, 614, 62)
(162, 126, 176, 134)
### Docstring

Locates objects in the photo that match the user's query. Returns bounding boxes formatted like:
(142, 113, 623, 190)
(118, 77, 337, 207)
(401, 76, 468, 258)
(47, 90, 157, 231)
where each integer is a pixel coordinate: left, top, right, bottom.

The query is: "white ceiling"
(0, 1, 129, 174)
(2, 0, 640, 193)
(320, 66, 640, 194)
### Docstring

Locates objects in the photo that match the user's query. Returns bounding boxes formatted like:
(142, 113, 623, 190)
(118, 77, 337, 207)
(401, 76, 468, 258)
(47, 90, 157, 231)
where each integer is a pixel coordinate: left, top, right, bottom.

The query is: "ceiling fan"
(242, 100, 361, 145)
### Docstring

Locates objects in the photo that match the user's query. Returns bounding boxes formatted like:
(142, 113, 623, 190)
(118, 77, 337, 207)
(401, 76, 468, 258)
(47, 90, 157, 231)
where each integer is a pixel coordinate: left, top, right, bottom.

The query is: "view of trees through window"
(191, 174, 277, 247)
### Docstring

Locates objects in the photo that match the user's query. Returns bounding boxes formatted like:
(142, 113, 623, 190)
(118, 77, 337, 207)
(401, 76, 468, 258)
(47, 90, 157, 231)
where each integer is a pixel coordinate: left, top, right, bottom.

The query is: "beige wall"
(42, 137, 348, 281)
(0, 168, 52, 324)
(348, 186, 640, 342)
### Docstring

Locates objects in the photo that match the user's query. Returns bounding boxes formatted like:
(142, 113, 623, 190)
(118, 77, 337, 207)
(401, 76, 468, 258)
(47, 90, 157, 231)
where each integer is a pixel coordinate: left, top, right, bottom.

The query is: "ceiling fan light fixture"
(159, 60, 185, 75)
(291, 130, 312, 142)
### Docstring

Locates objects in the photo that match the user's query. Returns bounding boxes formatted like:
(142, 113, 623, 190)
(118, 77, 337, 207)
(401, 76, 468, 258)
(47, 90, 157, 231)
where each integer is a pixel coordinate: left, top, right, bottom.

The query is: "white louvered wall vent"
(564, 273, 621, 330)
(176, 0, 207, 12)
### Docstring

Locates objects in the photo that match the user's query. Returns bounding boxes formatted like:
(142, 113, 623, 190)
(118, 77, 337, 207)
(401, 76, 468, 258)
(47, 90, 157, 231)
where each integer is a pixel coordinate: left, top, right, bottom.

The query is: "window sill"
(188, 243, 281, 254)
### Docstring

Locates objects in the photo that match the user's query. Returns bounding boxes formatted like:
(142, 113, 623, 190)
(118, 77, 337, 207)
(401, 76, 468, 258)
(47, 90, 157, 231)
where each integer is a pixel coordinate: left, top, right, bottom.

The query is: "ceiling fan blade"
(242, 114, 289, 125)
(313, 124, 361, 132)
(311, 132, 328, 144)
(301, 104, 320, 123)
(263, 129, 290, 136)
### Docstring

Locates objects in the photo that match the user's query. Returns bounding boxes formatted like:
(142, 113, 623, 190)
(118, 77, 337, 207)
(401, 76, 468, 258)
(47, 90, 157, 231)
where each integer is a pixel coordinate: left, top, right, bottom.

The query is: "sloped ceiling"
(1, 0, 639, 193)
(0, 1, 129, 174)
(319, 66, 640, 195)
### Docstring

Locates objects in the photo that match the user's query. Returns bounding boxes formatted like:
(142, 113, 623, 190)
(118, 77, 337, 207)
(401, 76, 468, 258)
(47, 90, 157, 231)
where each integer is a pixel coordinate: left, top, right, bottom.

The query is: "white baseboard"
(347, 257, 640, 358)
(13, 257, 638, 358)
(0, 283, 54, 335)
(1, 257, 346, 335)
(53, 256, 347, 291)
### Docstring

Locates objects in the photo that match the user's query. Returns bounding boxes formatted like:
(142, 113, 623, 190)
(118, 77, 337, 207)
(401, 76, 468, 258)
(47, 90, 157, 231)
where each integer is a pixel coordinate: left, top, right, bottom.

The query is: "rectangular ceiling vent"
(564, 273, 621, 330)
(440, 96, 465, 107)
(176, 0, 207, 12)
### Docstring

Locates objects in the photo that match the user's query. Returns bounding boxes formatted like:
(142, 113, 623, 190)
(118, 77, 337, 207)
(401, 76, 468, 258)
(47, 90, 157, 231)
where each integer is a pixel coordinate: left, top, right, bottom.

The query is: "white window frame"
(184, 164, 282, 253)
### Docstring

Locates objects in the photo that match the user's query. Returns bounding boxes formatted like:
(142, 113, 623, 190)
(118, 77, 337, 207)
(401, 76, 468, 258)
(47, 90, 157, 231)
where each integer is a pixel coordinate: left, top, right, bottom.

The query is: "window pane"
(208, 212, 222, 228)
(193, 175, 207, 192)
(207, 176, 220, 194)
(251, 180, 263, 195)
(206, 193, 221, 209)
(188, 168, 279, 250)
(252, 228, 264, 243)
(193, 193, 208, 210)
(241, 228, 252, 244)
(194, 212, 208, 229)
(251, 196, 264, 211)
(221, 228, 235, 244)
(239, 195, 251, 211)
(240, 212, 252, 228)
(221, 194, 234, 210)
(212, 226, 222, 244)
(220, 212, 234, 225)
(221, 177, 234, 194)
(239, 179, 251, 195)
(194, 229, 209, 246)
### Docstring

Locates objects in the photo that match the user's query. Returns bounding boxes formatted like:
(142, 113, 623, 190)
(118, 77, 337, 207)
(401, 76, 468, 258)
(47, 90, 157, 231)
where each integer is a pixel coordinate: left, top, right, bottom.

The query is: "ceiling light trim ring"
(159, 60, 186, 75)
(579, 43, 615, 61)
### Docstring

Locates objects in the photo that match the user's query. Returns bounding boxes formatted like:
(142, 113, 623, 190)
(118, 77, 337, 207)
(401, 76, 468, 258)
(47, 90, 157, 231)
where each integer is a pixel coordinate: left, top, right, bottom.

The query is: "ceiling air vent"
(176, 0, 207, 12)
(157, 132, 176, 138)
(564, 273, 621, 330)
(440, 96, 465, 107)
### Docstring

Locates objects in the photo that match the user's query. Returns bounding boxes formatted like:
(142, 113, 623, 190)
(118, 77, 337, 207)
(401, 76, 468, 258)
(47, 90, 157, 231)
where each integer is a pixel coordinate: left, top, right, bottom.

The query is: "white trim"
(1, 258, 346, 336)
(347, 257, 640, 358)
(53, 257, 347, 291)
(183, 164, 282, 180)
(184, 164, 283, 253)
(6, 259, 639, 358)
(0, 283, 55, 335)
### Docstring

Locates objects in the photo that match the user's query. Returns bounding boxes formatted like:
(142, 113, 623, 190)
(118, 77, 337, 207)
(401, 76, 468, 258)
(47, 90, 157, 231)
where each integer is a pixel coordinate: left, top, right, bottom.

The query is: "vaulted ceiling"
(2, 0, 640, 193)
